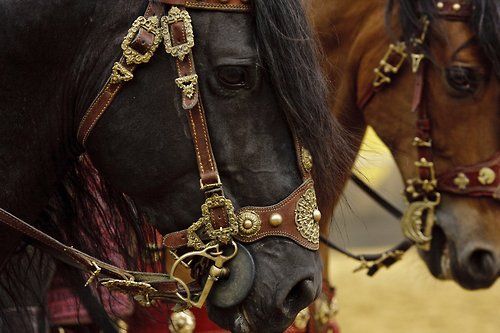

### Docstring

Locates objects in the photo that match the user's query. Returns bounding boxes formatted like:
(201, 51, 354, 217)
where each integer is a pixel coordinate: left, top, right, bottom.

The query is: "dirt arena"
(328, 248, 500, 333)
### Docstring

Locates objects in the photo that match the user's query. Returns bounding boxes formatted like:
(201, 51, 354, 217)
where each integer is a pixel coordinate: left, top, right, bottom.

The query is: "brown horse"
(310, 0, 499, 290)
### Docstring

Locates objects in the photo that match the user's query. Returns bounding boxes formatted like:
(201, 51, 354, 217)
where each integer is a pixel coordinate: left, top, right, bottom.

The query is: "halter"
(0, 0, 324, 310)
(357, 0, 499, 250)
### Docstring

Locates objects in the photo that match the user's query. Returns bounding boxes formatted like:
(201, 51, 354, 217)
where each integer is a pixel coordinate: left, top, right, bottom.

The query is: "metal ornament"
(187, 194, 238, 250)
(237, 211, 261, 237)
(294, 307, 311, 330)
(169, 310, 196, 333)
(301, 147, 313, 172)
(101, 279, 158, 307)
(295, 189, 320, 244)
(121, 16, 162, 65)
(162, 7, 195, 61)
(373, 42, 408, 87)
(110, 62, 134, 84)
(401, 194, 440, 250)
(175, 74, 199, 99)
(478, 167, 496, 185)
(170, 242, 238, 309)
(454, 172, 470, 190)
(269, 213, 283, 227)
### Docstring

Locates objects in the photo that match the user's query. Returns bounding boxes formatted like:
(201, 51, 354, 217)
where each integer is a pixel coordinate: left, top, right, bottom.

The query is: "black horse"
(0, 0, 352, 332)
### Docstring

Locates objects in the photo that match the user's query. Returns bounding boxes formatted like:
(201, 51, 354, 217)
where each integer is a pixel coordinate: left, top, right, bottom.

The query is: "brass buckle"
(121, 16, 162, 65)
(170, 242, 238, 308)
(187, 195, 238, 250)
(162, 7, 195, 61)
(373, 42, 408, 87)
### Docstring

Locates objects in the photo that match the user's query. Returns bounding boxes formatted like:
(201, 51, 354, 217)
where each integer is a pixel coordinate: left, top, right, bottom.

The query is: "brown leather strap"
(77, 2, 165, 147)
(437, 152, 500, 199)
(159, 0, 251, 12)
(433, 0, 473, 21)
(164, 180, 321, 251)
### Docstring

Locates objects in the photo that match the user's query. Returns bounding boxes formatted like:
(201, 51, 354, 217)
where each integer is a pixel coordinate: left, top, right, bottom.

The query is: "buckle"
(162, 7, 195, 61)
(373, 42, 408, 87)
(121, 16, 162, 65)
(187, 195, 238, 250)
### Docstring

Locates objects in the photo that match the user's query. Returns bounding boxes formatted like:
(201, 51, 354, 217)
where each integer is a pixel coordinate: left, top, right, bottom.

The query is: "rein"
(326, 0, 499, 274)
(0, 0, 324, 310)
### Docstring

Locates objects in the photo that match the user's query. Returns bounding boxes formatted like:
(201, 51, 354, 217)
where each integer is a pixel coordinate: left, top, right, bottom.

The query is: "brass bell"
(269, 213, 283, 227)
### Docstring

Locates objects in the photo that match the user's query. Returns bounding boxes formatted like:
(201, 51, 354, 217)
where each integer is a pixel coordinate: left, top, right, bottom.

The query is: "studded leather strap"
(433, 0, 473, 21)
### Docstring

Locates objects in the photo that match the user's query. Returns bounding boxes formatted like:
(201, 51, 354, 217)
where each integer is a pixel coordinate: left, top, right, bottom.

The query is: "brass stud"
(243, 219, 254, 230)
(452, 3, 461, 11)
(478, 167, 496, 185)
(436, 1, 444, 9)
(313, 209, 322, 223)
(453, 172, 470, 190)
(269, 213, 283, 227)
(169, 310, 196, 333)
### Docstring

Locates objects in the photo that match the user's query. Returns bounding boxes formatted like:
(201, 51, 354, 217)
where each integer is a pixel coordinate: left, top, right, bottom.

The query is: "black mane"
(387, 0, 500, 76)
(253, 0, 353, 208)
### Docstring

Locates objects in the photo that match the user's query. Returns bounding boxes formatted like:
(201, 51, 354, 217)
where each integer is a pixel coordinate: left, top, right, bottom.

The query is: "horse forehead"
(192, 11, 256, 59)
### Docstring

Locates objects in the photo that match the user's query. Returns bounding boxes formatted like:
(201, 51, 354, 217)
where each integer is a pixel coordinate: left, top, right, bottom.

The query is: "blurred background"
(327, 127, 500, 333)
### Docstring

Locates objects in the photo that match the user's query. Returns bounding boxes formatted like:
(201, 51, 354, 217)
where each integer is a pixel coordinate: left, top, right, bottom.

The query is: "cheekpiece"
(162, 7, 195, 61)
(295, 188, 320, 244)
(187, 194, 238, 250)
(121, 16, 162, 65)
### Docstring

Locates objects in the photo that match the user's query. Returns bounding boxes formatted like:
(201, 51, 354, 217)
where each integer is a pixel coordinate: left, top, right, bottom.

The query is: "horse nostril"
(467, 249, 496, 279)
(282, 278, 316, 317)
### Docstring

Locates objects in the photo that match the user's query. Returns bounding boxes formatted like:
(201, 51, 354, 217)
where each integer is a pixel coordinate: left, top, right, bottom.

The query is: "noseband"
(357, 0, 499, 250)
(0, 0, 324, 310)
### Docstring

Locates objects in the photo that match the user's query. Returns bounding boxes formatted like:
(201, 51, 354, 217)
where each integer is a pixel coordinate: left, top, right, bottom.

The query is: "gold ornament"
(301, 147, 313, 172)
(269, 213, 283, 227)
(454, 172, 470, 190)
(121, 16, 162, 65)
(294, 307, 311, 330)
(169, 310, 196, 333)
(162, 7, 195, 60)
(238, 211, 261, 237)
(295, 189, 320, 244)
(478, 167, 496, 185)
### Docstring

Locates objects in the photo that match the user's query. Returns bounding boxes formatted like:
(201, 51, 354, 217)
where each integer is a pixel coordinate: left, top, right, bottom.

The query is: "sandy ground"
(327, 248, 500, 333)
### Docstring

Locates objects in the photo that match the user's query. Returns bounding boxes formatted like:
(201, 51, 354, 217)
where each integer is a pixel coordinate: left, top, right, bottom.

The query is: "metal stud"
(313, 209, 322, 223)
(453, 172, 470, 190)
(243, 219, 254, 230)
(478, 167, 496, 185)
(452, 3, 461, 11)
(269, 213, 283, 227)
(436, 1, 444, 9)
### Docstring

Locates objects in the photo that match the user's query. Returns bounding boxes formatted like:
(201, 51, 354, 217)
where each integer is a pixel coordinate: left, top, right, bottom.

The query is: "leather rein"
(0, 0, 324, 310)
(328, 0, 499, 275)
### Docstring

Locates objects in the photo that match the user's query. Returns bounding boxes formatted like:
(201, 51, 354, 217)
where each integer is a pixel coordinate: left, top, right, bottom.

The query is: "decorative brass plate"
(110, 62, 134, 84)
(187, 195, 238, 250)
(295, 188, 320, 244)
(121, 16, 162, 65)
(478, 167, 495, 185)
(237, 211, 261, 237)
(301, 147, 313, 172)
(175, 74, 198, 99)
(162, 7, 195, 61)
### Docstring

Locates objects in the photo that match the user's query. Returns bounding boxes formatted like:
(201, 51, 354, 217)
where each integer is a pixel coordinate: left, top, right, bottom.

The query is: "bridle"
(356, 0, 499, 254)
(0, 0, 324, 310)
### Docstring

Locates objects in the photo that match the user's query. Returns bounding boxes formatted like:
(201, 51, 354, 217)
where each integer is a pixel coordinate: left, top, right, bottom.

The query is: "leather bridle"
(357, 0, 499, 251)
(0, 0, 324, 310)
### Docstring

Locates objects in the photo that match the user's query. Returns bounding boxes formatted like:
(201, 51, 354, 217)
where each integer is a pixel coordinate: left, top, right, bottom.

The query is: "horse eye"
(445, 66, 481, 94)
(217, 66, 248, 89)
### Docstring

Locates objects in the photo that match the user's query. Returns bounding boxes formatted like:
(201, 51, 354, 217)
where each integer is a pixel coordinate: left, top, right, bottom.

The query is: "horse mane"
(387, 0, 500, 76)
(253, 0, 355, 213)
